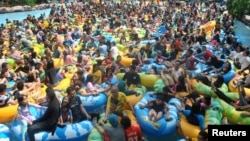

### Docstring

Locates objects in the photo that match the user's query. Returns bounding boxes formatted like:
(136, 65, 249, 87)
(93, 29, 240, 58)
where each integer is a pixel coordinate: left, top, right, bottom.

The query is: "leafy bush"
(23, 0, 37, 7)
(227, 0, 250, 18)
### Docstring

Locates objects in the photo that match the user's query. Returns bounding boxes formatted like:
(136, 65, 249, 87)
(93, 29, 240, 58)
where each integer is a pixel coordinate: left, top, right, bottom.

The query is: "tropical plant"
(23, 0, 37, 7)
(227, 0, 250, 19)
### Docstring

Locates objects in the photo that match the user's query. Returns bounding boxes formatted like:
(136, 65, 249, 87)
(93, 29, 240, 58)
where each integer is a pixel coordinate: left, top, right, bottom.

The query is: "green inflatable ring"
(6, 58, 15, 65)
(153, 79, 165, 92)
(40, 49, 45, 56)
(87, 113, 111, 141)
(205, 98, 223, 126)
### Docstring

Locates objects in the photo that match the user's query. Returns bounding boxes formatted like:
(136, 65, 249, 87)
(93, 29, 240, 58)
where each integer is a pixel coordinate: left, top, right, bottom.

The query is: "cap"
(108, 114, 119, 127)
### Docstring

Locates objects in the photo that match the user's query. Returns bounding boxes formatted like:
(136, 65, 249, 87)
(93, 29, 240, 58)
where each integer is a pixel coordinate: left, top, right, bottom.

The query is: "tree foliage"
(227, 0, 250, 18)
(23, 0, 37, 7)
(3, 0, 44, 7)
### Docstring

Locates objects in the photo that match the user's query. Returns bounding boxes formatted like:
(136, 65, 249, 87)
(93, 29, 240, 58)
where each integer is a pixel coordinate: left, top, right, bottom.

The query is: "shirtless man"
(161, 60, 192, 94)
(12, 81, 40, 100)
(162, 60, 185, 85)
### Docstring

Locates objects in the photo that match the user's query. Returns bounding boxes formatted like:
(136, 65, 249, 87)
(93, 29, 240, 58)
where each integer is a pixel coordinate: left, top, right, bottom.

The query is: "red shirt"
(204, 50, 212, 61)
(124, 125, 142, 141)
(174, 40, 182, 51)
(186, 56, 195, 70)
(104, 57, 113, 67)
(102, 131, 110, 141)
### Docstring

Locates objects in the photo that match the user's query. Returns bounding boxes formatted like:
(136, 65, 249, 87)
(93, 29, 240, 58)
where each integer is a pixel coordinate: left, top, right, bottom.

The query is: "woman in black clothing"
(122, 65, 141, 88)
(217, 61, 232, 76)
(211, 30, 220, 44)
(27, 88, 60, 141)
(202, 55, 224, 74)
(45, 60, 60, 87)
(66, 86, 91, 123)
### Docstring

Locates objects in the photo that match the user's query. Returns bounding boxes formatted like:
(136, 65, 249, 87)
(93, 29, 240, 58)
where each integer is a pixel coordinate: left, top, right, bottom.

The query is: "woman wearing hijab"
(27, 88, 60, 141)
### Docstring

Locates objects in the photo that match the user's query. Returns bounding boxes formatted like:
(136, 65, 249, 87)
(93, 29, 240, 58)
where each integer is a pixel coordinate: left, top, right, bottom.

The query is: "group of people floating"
(0, 0, 250, 141)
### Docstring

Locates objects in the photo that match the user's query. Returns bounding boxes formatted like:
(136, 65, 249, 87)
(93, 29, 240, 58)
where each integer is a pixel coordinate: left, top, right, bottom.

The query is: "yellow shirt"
(78, 88, 86, 95)
(107, 92, 127, 113)
(43, 20, 49, 28)
(93, 70, 102, 84)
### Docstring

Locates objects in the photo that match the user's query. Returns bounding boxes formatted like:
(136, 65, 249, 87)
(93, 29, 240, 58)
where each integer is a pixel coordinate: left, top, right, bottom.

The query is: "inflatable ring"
(53, 58, 64, 68)
(0, 83, 47, 123)
(200, 21, 216, 36)
(87, 110, 140, 141)
(141, 40, 156, 45)
(11, 104, 93, 141)
(6, 81, 16, 93)
(120, 56, 134, 67)
(53, 77, 72, 93)
(116, 73, 160, 88)
(204, 98, 223, 126)
(154, 79, 165, 92)
(74, 44, 82, 53)
(0, 124, 10, 140)
(141, 63, 167, 72)
(0, 105, 18, 123)
(134, 92, 181, 136)
(179, 98, 222, 140)
(6, 58, 15, 69)
(43, 20, 49, 28)
(190, 79, 239, 101)
(178, 116, 200, 140)
(218, 98, 250, 124)
(78, 93, 107, 112)
(222, 70, 235, 84)
(153, 79, 189, 97)
(228, 72, 250, 96)
(117, 44, 126, 52)
(123, 85, 147, 110)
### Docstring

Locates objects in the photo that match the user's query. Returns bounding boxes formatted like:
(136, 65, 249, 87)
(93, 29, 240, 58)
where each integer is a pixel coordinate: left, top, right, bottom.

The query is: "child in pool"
(139, 95, 172, 122)
(58, 96, 73, 127)
(17, 95, 46, 141)
(85, 74, 105, 94)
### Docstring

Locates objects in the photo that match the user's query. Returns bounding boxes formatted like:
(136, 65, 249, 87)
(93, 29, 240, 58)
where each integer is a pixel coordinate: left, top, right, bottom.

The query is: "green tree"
(227, 0, 250, 19)
(23, 0, 37, 7)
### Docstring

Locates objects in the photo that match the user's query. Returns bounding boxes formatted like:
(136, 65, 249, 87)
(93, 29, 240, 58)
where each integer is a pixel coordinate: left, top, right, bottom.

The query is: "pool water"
(0, 8, 51, 25)
(0, 3, 249, 141)
(234, 19, 250, 47)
